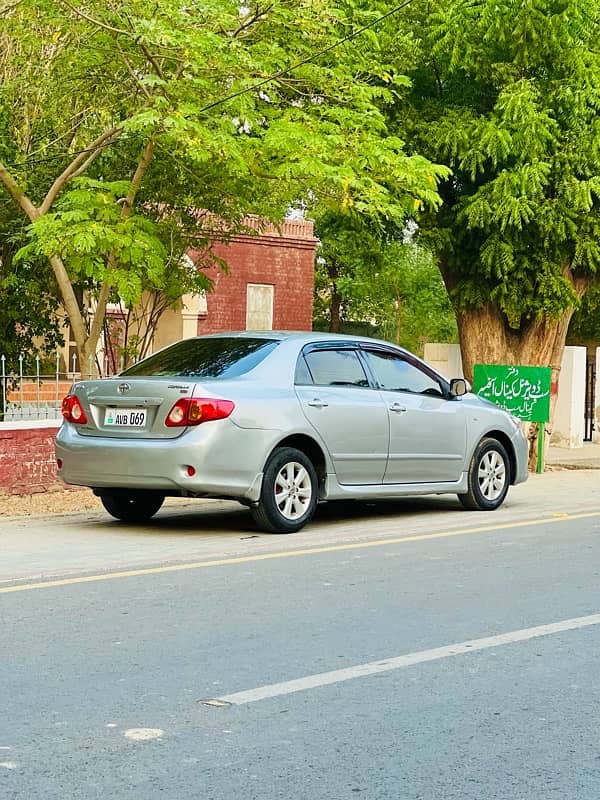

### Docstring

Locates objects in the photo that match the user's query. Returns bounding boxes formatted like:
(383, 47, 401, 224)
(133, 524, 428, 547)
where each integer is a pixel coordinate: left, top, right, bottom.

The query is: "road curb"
(547, 463, 600, 470)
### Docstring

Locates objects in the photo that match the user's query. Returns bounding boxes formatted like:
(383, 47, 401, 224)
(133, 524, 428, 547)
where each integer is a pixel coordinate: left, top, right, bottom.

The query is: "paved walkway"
(547, 441, 600, 469)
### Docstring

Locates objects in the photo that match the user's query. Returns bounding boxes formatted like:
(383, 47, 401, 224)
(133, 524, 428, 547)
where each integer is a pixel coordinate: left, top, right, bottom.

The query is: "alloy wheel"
(477, 450, 506, 501)
(274, 461, 313, 520)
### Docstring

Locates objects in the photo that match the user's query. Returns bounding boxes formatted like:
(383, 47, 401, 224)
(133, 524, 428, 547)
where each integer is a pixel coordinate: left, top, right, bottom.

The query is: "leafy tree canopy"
(568, 285, 600, 345)
(314, 212, 457, 354)
(0, 0, 449, 368)
(393, 0, 600, 376)
(0, 204, 62, 370)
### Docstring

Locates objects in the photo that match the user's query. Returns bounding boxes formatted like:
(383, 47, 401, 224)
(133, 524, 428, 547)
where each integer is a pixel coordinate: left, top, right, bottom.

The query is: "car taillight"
(61, 394, 88, 424)
(165, 398, 235, 427)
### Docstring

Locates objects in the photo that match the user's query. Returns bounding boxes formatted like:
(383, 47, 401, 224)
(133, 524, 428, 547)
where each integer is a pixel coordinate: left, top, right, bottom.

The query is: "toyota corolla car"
(55, 332, 528, 532)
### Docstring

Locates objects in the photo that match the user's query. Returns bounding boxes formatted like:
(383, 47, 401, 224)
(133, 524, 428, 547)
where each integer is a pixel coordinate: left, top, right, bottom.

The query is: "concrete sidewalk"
(547, 441, 600, 469)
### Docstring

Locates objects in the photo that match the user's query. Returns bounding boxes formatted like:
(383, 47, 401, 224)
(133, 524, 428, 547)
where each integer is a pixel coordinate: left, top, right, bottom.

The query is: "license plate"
(104, 408, 147, 427)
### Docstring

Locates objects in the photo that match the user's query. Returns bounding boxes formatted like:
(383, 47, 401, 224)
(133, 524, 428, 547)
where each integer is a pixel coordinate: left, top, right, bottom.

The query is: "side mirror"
(449, 378, 468, 397)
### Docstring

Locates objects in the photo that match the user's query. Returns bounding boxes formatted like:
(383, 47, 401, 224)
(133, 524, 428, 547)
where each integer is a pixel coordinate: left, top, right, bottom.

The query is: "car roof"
(190, 330, 413, 353)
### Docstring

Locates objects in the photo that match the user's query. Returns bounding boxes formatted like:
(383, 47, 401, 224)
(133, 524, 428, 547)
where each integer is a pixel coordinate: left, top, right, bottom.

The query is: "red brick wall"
(191, 221, 317, 334)
(0, 424, 61, 495)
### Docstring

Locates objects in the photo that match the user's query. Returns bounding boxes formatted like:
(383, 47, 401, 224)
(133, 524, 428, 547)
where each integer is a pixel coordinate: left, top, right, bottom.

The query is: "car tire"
(251, 447, 318, 533)
(458, 437, 510, 511)
(100, 490, 165, 523)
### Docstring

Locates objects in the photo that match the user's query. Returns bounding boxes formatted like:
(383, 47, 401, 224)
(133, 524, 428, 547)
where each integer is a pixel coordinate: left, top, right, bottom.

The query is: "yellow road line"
(2, 511, 600, 595)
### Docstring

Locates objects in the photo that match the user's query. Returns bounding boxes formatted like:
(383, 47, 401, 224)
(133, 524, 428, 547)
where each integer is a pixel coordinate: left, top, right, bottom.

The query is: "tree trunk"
(455, 302, 581, 470)
(327, 260, 342, 333)
(395, 296, 402, 344)
(456, 304, 574, 381)
(330, 288, 341, 333)
(0, 134, 154, 381)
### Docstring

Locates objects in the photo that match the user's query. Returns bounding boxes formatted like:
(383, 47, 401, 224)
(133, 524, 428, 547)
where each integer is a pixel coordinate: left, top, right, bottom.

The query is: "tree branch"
(48, 253, 89, 353)
(88, 136, 156, 349)
(231, 4, 272, 38)
(117, 8, 166, 83)
(115, 41, 152, 99)
(124, 136, 156, 211)
(90, 281, 113, 357)
(60, 0, 129, 36)
(39, 125, 122, 215)
(0, 0, 23, 16)
(68, 145, 108, 181)
(138, 41, 165, 81)
(0, 162, 39, 220)
(64, 109, 87, 151)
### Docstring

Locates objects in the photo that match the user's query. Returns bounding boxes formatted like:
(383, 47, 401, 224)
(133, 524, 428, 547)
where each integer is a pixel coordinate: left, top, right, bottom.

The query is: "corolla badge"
(117, 382, 131, 395)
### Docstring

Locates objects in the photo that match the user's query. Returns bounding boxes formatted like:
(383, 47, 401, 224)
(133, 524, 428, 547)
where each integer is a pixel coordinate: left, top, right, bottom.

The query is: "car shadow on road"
(92, 495, 466, 537)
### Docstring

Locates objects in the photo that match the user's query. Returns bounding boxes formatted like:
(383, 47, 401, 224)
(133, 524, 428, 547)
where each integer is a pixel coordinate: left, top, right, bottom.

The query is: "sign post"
(472, 365, 552, 473)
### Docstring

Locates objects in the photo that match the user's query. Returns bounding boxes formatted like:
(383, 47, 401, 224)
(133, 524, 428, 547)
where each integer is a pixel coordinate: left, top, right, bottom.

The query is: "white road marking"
(0, 762, 17, 769)
(215, 613, 600, 706)
(123, 728, 164, 741)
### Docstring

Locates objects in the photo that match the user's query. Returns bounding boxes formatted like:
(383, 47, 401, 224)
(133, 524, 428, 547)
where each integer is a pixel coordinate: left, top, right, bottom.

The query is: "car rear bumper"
(55, 420, 272, 501)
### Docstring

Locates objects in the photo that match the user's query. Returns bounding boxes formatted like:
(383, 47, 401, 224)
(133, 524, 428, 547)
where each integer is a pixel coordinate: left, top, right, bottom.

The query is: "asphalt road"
(2, 471, 600, 799)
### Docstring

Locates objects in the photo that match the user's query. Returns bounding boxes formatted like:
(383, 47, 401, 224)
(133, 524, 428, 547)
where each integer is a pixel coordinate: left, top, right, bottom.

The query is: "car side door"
(295, 344, 389, 485)
(361, 348, 467, 484)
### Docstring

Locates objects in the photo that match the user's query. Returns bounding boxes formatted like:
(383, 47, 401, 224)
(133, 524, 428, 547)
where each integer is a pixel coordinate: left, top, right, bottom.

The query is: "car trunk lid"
(70, 378, 199, 439)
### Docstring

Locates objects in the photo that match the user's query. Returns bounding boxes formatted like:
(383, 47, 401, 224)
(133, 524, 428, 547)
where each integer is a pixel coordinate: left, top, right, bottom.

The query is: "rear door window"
(121, 337, 279, 378)
(303, 349, 369, 387)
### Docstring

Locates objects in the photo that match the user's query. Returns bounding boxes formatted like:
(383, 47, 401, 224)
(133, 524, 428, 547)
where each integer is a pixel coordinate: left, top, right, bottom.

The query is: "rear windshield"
(121, 337, 279, 379)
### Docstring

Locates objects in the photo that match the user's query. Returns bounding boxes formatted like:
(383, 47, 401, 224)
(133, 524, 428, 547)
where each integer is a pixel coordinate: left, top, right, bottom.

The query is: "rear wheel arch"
(267, 433, 328, 490)
(252, 446, 319, 533)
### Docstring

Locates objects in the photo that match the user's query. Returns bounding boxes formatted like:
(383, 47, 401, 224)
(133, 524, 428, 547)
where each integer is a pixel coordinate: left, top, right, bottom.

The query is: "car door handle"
(307, 398, 329, 408)
(389, 402, 407, 413)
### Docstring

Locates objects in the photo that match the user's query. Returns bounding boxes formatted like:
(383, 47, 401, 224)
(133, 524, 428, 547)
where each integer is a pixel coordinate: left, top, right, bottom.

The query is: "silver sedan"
(55, 332, 528, 533)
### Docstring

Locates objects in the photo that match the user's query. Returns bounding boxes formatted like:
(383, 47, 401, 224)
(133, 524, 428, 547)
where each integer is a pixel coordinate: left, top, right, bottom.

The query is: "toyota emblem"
(117, 382, 131, 395)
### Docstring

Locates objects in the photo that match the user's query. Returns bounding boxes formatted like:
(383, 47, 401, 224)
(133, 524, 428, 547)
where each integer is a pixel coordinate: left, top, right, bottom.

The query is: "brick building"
(57, 216, 317, 373)
(150, 217, 317, 353)
(200, 217, 317, 333)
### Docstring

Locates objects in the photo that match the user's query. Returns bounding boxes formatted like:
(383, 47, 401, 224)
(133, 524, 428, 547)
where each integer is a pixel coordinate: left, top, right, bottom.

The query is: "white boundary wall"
(423, 343, 464, 380)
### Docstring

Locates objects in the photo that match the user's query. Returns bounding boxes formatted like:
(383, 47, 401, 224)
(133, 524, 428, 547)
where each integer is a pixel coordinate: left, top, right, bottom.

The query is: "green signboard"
(472, 364, 552, 423)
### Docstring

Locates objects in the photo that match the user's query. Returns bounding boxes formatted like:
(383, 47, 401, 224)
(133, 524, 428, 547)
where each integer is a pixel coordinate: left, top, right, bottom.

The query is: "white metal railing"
(0, 351, 117, 423)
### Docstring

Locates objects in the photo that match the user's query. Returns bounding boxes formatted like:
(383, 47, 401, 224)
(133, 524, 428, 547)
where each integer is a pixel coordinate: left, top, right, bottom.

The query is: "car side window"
(304, 349, 369, 388)
(364, 350, 444, 397)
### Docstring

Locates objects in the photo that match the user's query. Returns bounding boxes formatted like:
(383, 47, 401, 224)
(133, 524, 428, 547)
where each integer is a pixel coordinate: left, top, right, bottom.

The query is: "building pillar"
(551, 346, 586, 448)
(181, 293, 206, 340)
